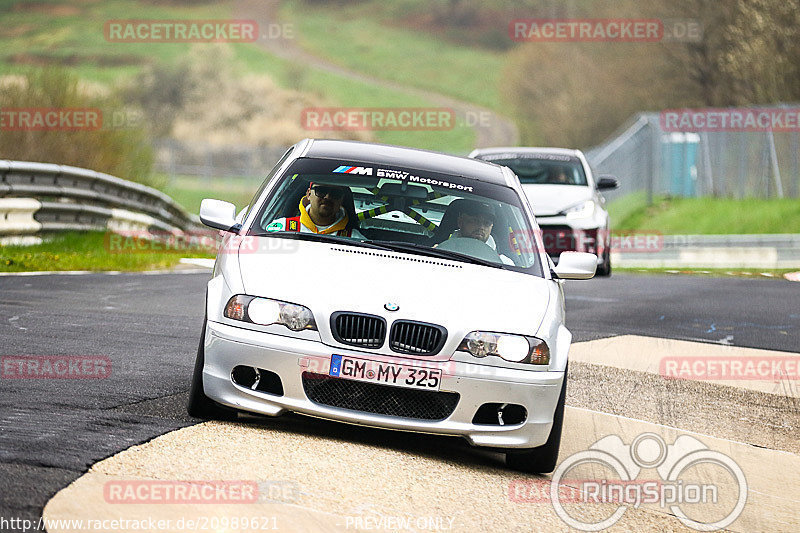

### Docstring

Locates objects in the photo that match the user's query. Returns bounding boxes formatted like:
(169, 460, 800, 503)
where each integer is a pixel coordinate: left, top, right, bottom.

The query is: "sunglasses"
(462, 213, 495, 226)
(312, 185, 346, 200)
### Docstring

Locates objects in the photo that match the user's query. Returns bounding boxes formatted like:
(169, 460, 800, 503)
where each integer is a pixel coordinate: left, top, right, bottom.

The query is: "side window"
(247, 147, 294, 210)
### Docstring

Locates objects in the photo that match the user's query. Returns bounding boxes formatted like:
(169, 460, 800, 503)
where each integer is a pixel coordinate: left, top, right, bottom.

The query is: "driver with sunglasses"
(266, 183, 364, 238)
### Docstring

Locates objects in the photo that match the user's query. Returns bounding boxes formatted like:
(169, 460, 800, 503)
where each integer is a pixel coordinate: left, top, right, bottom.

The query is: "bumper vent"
(302, 372, 459, 421)
(389, 320, 447, 356)
(540, 226, 598, 256)
(231, 366, 284, 396)
(331, 312, 386, 348)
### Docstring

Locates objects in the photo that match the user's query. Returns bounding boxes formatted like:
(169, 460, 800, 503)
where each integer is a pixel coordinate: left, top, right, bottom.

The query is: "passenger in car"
(266, 183, 364, 238)
(444, 200, 515, 265)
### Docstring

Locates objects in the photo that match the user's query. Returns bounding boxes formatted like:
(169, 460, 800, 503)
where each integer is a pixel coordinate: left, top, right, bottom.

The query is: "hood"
(521, 184, 593, 216)
(237, 238, 551, 351)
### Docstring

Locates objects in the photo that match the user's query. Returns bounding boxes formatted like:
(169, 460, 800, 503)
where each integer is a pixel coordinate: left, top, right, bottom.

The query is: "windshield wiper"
(363, 240, 504, 269)
(248, 231, 393, 250)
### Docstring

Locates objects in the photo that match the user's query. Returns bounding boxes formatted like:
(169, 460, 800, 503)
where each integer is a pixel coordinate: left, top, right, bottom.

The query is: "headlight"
(564, 200, 596, 220)
(224, 295, 317, 331)
(457, 331, 550, 365)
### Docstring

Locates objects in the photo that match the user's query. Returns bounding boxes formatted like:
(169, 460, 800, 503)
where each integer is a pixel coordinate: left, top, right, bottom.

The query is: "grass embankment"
(280, 0, 506, 112)
(0, 232, 214, 273)
(0, 0, 229, 83)
(608, 193, 800, 234)
(0, 0, 476, 153)
(163, 175, 257, 215)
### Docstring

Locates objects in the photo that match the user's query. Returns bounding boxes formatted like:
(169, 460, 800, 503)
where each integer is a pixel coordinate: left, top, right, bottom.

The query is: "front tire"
(505, 365, 567, 473)
(596, 246, 611, 277)
(187, 318, 238, 420)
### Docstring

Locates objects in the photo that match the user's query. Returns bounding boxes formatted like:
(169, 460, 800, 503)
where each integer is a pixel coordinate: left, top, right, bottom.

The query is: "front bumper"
(203, 321, 565, 449)
(537, 215, 607, 264)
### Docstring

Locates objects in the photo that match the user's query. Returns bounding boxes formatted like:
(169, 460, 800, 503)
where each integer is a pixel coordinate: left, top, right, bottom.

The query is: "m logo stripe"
(333, 166, 373, 175)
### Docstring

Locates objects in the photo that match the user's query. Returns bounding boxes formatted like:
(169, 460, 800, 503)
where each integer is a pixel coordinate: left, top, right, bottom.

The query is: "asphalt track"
(1, 271, 799, 531)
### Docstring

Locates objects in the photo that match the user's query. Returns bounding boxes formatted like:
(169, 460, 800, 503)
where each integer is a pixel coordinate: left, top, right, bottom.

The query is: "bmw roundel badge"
(384, 302, 399, 312)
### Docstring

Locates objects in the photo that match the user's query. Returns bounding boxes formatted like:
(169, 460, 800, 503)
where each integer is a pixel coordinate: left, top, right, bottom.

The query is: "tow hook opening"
(472, 403, 527, 426)
(231, 365, 284, 396)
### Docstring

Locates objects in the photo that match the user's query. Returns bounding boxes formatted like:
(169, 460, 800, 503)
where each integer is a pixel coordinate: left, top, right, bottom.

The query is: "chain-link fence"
(153, 139, 288, 182)
(585, 107, 800, 203)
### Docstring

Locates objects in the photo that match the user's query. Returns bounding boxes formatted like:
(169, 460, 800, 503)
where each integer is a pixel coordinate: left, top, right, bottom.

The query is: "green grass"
(0, 0, 478, 153)
(606, 191, 649, 228)
(163, 175, 259, 215)
(0, 231, 214, 272)
(0, 0, 231, 84)
(280, 0, 506, 112)
(615, 267, 799, 279)
(233, 41, 475, 152)
(608, 194, 800, 234)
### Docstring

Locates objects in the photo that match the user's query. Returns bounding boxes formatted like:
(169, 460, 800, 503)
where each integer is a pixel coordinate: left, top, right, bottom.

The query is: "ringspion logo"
(548, 433, 747, 531)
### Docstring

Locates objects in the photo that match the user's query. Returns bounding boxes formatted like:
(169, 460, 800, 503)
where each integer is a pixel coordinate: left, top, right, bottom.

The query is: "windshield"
(249, 157, 544, 277)
(477, 153, 588, 186)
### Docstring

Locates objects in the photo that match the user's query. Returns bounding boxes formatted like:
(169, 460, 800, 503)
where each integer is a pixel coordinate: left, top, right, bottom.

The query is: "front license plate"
(328, 355, 442, 391)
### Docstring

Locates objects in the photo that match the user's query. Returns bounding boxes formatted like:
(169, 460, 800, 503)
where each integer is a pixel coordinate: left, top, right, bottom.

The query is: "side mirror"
(200, 199, 239, 232)
(553, 251, 597, 280)
(596, 175, 619, 191)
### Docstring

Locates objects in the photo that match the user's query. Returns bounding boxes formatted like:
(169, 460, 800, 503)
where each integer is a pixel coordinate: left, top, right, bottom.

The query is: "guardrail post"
(791, 130, 799, 198)
(701, 132, 714, 197)
(648, 118, 659, 206)
(767, 130, 784, 198)
(737, 133, 747, 199)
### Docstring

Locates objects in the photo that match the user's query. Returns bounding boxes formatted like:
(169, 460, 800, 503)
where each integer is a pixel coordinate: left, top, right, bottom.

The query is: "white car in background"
(469, 147, 618, 276)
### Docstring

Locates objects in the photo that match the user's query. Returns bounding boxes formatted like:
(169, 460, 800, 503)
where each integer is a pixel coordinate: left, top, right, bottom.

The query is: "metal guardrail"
(585, 107, 800, 202)
(660, 234, 800, 248)
(0, 160, 202, 238)
(613, 233, 800, 268)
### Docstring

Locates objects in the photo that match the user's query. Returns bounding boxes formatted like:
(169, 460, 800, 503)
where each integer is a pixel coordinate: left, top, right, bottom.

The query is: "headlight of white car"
(457, 331, 550, 365)
(224, 295, 317, 331)
(564, 200, 596, 220)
